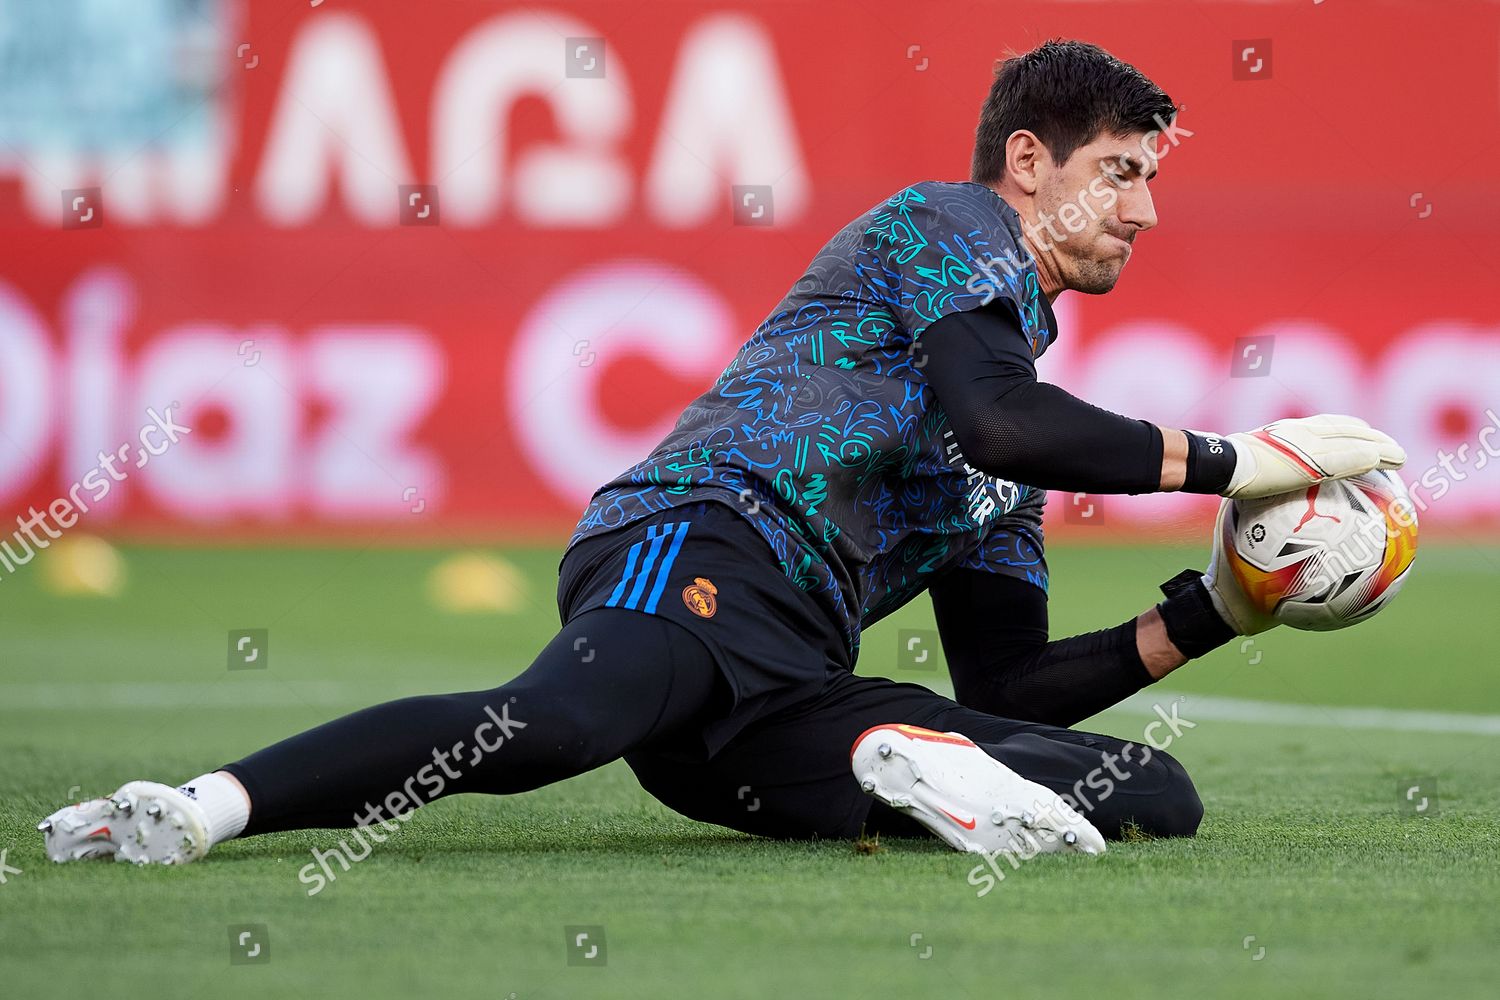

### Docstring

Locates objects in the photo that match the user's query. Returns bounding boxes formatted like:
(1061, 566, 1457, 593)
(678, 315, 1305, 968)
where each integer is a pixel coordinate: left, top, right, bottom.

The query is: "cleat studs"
(114, 797, 134, 815)
(1063, 831, 1078, 846)
(145, 802, 163, 819)
(876, 743, 892, 759)
(37, 819, 54, 834)
(860, 778, 877, 793)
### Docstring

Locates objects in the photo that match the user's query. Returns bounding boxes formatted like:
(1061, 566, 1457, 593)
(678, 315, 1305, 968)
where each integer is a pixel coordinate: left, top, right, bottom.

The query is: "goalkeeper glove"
(1220, 414, 1405, 500)
(1157, 500, 1276, 654)
(1161, 415, 1399, 647)
(1201, 499, 1277, 635)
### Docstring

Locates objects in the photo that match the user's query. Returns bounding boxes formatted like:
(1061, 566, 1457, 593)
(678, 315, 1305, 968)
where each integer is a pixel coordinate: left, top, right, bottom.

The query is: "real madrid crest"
(682, 577, 718, 618)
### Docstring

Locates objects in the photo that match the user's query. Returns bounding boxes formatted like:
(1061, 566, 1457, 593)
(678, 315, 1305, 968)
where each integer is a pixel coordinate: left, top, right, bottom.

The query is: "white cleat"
(38, 781, 211, 866)
(851, 724, 1106, 857)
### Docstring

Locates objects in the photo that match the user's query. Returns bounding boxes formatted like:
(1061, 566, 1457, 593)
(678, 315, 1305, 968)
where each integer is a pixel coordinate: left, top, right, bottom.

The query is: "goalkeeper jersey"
(571, 181, 1057, 656)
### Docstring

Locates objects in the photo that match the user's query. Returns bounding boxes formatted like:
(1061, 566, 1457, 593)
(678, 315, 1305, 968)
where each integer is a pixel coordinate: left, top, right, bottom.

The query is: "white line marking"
(1113, 692, 1500, 736)
(0, 681, 475, 709)
(1, 681, 1498, 735)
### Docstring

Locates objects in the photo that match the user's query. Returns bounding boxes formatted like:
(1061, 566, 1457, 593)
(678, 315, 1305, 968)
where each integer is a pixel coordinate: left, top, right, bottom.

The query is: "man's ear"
(1004, 130, 1047, 196)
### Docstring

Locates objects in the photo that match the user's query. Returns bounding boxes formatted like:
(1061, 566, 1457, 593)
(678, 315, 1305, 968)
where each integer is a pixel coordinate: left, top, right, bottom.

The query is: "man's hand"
(1202, 502, 1277, 636)
(1222, 414, 1405, 500)
(1159, 414, 1404, 647)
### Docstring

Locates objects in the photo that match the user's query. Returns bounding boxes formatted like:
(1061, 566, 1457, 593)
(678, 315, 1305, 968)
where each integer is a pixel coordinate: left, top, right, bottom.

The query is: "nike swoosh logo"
(937, 807, 976, 830)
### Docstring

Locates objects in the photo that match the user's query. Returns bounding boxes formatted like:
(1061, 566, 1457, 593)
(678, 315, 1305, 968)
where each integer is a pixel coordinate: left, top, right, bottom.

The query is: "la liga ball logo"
(682, 577, 718, 618)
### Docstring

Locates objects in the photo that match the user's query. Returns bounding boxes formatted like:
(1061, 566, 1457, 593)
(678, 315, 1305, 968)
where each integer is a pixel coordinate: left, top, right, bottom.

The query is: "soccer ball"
(1219, 470, 1419, 631)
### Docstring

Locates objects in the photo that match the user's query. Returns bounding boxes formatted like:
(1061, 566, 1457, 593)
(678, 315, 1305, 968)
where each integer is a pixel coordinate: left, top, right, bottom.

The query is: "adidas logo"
(179, 786, 197, 800)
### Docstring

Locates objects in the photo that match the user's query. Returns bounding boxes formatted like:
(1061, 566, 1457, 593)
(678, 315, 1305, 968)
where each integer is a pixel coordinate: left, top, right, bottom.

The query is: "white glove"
(1221, 414, 1406, 499)
(1202, 500, 1277, 636)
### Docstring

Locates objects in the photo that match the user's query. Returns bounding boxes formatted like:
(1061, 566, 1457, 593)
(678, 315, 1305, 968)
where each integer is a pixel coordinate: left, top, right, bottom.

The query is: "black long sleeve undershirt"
(922, 304, 1165, 494)
(930, 568, 1155, 728)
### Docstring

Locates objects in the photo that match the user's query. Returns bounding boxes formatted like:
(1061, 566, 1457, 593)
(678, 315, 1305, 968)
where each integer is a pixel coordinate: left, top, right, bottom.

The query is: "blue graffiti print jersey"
(572, 181, 1056, 656)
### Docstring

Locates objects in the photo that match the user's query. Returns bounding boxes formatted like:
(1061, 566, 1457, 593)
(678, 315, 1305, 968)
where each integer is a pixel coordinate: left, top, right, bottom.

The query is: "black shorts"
(557, 500, 850, 755)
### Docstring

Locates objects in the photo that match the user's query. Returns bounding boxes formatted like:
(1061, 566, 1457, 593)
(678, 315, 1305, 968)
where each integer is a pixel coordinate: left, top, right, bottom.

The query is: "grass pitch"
(1, 541, 1497, 999)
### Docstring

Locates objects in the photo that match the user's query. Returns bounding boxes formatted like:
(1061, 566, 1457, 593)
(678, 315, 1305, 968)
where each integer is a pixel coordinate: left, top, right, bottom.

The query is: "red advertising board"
(3, 0, 1498, 539)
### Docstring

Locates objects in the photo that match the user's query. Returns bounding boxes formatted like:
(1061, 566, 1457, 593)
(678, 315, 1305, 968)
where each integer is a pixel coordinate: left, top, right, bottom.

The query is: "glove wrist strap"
(1157, 569, 1238, 658)
(1181, 431, 1238, 495)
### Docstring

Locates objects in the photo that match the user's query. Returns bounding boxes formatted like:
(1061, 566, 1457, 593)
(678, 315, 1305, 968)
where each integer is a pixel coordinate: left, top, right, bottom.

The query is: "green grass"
(1, 542, 1497, 999)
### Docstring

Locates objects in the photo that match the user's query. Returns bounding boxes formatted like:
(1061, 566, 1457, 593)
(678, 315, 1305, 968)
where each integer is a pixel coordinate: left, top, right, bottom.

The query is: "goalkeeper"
(40, 40, 1404, 864)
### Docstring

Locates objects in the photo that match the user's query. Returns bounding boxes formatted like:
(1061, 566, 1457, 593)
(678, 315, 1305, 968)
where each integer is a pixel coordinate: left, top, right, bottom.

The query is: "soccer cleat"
(38, 781, 211, 866)
(851, 724, 1106, 857)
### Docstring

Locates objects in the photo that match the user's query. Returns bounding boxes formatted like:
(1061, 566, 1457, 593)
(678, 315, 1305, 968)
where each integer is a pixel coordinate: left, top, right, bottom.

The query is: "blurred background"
(0, 0, 1497, 718)
(3, 0, 1498, 555)
(4, 6, 1499, 997)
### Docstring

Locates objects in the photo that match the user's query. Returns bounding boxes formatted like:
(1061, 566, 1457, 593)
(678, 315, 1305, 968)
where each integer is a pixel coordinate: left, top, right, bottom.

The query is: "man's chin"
(1066, 261, 1126, 295)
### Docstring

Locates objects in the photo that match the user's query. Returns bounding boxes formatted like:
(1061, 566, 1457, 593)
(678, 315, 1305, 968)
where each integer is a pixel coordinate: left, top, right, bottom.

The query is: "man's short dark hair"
(971, 39, 1177, 184)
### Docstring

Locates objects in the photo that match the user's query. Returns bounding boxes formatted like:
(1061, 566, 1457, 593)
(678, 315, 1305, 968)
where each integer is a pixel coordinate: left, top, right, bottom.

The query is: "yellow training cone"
(426, 552, 527, 614)
(40, 534, 127, 598)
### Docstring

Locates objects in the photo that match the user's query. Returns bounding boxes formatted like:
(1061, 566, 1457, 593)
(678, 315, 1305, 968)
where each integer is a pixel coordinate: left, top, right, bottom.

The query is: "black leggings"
(224, 608, 1201, 841)
(226, 609, 720, 835)
(626, 672, 1201, 842)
